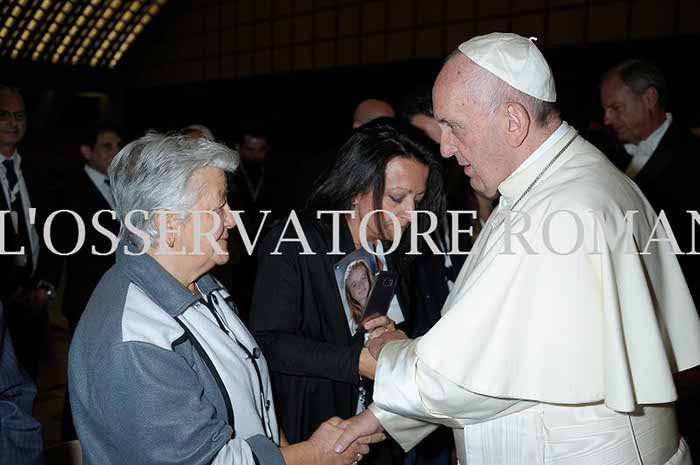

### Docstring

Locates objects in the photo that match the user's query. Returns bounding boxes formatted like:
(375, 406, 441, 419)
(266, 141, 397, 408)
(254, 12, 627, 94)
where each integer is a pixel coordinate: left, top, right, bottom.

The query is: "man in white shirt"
(0, 84, 54, 382)
(333, 34, 700, 465)
(601, 59, 699, 303)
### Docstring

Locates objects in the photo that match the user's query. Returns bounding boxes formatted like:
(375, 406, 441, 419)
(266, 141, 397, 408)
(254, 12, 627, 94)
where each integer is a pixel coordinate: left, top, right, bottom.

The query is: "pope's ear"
(505, 102, 530, 148)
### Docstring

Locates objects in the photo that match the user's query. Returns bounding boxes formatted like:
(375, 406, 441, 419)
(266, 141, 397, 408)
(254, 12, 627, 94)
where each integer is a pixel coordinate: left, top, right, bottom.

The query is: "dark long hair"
(306, 117, 445, 263)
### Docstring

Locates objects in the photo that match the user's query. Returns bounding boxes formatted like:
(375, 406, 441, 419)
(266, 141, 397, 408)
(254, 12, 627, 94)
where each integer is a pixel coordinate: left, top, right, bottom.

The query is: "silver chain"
(508, 133, 578, 212)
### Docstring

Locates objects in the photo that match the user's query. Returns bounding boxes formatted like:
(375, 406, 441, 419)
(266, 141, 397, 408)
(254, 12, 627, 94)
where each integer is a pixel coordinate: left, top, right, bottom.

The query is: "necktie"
(2, 159, 33, 277)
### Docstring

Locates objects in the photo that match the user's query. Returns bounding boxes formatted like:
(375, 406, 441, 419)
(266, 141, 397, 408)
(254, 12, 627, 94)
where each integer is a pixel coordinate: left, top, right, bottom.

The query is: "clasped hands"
(295, 416, 384, 465)
(359, 316, 408, 380)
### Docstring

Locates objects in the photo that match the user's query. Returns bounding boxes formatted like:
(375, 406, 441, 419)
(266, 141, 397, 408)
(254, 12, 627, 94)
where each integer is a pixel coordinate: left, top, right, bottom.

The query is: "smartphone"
(358, 271, 399, 329)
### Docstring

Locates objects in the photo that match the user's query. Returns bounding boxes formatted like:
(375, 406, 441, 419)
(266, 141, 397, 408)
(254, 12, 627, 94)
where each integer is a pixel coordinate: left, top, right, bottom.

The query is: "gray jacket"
(69, 244, 284, 465)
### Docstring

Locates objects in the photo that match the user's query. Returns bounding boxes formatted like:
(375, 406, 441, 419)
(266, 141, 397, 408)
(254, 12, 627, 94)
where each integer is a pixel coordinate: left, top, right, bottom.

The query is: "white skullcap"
(458, 32, 556, 102)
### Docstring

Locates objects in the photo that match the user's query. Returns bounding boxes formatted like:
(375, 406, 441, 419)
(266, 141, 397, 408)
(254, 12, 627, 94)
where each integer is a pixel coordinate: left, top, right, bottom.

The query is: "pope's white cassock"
(369, 121, 700, 464)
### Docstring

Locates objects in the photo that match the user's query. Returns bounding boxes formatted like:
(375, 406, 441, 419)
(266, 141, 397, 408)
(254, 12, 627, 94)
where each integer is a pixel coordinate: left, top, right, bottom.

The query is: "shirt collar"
(115, 242, 201, 317)
(624, 113, 672, 159)
(84, 164, 107, 182)
(498, 123, 578, 208)
(1, 150, 21, 171)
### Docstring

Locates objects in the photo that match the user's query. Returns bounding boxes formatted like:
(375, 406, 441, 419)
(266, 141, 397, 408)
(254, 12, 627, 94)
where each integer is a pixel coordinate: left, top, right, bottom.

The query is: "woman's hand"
(359, 348, 377, 380)
(279, 427, 290, 447)
(363, 316, 395, 340)
(293, 417, 384, 465)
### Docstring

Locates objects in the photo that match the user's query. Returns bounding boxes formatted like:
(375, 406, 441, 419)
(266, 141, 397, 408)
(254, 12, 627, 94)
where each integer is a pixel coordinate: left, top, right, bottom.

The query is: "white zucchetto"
(458, 32, 557, 102)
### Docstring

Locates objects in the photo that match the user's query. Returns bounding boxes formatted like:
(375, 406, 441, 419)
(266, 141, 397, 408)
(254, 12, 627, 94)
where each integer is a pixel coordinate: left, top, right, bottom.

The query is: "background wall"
(126, 0, 700, 85)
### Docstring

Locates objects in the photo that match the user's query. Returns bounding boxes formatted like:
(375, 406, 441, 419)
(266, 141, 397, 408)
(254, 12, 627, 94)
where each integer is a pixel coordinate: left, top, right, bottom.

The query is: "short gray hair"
(446, 49, 560, 126)
(108, 133, 239, 248)
(601, 58, 669, 109)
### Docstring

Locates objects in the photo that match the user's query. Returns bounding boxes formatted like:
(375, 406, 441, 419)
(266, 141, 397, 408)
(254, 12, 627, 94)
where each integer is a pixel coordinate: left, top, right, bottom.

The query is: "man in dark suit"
(57, 124, 122, 441)
(600, 59, 699, 303)
(0, 85, 56, 382)
(58, 125, 122, 334)
(601, 58, 700, 457)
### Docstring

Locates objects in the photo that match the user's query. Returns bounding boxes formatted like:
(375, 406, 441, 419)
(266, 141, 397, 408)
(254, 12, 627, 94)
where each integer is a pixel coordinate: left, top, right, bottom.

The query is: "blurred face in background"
(0, 91, 26, 155)
(601, 75, 656, 144)
(238, 134, 268, 163)
(410, 114, 442, 144)
(82, 130, 123, 174)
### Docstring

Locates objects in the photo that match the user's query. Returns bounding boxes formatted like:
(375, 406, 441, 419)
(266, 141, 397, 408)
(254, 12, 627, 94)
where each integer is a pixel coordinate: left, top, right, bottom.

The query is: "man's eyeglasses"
(0, 110, 26, 122)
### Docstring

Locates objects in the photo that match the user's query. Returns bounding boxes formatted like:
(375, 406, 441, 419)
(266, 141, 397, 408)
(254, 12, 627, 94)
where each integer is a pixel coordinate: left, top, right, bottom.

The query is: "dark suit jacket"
(55, 169, 120, 331)
(631, 121, 700, 304)
(0, 159, 60, 301)
(0, 305, 43, 465)
(248, 216, 422, 443)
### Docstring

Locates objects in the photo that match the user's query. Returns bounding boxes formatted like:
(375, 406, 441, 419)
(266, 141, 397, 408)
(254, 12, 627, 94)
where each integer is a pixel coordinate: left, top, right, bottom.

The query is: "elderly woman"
(249, 118, 444, 463)
(68, 134, 382, 465)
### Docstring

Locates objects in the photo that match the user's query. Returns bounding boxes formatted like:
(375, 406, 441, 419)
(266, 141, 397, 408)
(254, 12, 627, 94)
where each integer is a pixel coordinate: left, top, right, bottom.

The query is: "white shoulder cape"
(416, 128, 700, 412)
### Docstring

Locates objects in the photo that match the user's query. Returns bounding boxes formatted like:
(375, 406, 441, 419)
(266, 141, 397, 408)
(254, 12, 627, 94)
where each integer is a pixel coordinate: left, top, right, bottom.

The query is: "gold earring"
(167, 237, 174, 248)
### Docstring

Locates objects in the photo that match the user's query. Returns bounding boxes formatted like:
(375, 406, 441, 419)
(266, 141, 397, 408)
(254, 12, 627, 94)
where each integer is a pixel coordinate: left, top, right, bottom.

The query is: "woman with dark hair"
(249, 117, 445, 461)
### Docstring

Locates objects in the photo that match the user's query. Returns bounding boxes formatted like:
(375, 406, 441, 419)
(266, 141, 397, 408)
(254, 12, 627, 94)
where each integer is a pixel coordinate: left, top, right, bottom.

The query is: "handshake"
(282, 415, 384, 465)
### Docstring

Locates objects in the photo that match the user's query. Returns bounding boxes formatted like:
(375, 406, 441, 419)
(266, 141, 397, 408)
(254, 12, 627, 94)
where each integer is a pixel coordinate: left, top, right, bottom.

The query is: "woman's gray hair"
(108, 132, 239, 248)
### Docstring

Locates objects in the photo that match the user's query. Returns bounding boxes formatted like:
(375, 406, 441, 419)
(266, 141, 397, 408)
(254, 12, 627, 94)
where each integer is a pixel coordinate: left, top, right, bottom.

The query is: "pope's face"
(433, 55, 509, 200)
(347, 266, 371, 307)
(600, 76, 650, 144)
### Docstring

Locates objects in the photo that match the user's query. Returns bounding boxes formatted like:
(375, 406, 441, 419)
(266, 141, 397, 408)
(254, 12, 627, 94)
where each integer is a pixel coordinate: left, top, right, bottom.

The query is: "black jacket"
(55, 169, 120, 331)
(248, 216, 427, 443)
(632, 121, 700, 304)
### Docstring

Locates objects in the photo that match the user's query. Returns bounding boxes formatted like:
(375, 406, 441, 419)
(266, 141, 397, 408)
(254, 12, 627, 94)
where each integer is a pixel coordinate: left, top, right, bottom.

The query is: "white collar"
(624, 113, 672, 159)
(509, 121, 570, 178)
(1, 150, 21, 170)
(84, 164, 108, 182)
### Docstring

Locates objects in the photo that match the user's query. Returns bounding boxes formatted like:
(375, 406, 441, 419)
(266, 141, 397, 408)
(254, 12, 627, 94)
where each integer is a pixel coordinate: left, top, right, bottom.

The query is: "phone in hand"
(358, 271, 399, 330)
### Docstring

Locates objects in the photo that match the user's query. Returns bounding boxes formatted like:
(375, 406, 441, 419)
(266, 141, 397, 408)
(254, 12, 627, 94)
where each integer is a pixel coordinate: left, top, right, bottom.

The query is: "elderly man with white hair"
(334, 33, 700, 465)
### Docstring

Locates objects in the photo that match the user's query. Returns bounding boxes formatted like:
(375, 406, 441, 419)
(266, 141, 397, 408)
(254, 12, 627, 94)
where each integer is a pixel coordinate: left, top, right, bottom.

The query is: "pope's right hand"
(334, 409, 385, 454)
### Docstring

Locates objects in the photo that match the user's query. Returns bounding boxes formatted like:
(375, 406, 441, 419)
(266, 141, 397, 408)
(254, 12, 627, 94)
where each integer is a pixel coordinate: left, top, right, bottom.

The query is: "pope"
(334, 32, 700, 465)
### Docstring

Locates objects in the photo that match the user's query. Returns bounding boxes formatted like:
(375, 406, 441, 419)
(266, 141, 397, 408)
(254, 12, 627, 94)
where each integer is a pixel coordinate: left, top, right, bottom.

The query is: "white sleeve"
(371, 339, 536, 450)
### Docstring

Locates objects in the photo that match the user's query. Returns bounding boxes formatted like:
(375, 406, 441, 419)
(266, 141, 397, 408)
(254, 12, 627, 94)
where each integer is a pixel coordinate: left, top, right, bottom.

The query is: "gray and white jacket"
(68, 244, 283, 465)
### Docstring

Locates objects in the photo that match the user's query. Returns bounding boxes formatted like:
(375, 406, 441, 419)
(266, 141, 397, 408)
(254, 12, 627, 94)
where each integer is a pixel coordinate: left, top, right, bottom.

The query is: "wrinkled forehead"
(433, 54, 473, 109)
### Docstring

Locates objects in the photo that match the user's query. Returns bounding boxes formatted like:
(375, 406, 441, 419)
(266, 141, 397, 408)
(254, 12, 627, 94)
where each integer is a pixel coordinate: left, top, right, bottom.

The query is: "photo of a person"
(344, 260, 373, 324)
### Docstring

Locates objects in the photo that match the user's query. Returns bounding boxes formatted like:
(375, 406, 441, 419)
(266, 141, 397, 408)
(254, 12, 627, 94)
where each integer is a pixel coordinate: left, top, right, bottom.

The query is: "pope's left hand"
(365, 329, 408, 360)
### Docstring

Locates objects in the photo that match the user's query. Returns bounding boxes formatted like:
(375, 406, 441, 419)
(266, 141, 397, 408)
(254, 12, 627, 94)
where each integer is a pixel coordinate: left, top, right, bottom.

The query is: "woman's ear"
(153, 209, 181, 250)
(505, 102, 530, 148)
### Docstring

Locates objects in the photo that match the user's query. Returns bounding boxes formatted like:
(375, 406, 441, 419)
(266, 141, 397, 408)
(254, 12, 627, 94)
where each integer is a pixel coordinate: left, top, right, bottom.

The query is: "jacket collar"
(115, 242, 200, 317)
